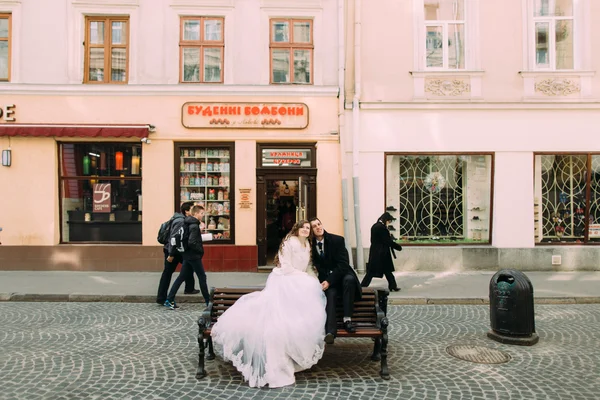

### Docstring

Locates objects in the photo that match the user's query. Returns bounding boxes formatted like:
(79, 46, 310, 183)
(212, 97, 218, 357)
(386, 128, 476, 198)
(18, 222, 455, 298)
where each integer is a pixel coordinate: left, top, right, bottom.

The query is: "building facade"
(344, 0, 600, 271)
(0, 0, 343, 271)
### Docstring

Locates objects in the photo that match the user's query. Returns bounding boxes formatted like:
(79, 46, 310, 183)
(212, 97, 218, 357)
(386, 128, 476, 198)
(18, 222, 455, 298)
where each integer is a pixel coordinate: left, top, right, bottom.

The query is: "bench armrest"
(198, 302, 213, 331)
(373, 289, 389, 330)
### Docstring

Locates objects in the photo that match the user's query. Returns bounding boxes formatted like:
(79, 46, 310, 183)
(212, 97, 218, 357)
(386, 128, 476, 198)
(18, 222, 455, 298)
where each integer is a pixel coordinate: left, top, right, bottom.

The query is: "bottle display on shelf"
(179, 146, 232, 241)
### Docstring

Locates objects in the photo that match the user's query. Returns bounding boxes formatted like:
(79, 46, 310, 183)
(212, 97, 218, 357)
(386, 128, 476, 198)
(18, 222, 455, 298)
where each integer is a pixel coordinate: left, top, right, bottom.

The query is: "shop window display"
(59, 143, 142, 243)
(385, 154, 493, 244)
(534, 154, 600, 244)
(177, 145, 233, 242)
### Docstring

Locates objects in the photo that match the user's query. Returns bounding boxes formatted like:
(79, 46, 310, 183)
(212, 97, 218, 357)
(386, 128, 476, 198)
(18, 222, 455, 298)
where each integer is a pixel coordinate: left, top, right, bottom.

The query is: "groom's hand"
(321, 281, 330, 291)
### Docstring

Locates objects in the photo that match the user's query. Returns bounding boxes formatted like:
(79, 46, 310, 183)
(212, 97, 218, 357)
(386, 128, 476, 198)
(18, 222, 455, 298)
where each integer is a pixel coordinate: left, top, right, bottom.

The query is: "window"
(59, 143, 142, 243)
(180, 17, 224, 83)
(270, 18, 313, 84)
(532, 0, 574, 69)
(534, 154, 600, 244)
(385, 154, 493, 244)
(424, 0, 465, 69)
(175, 144, 235, 243)
(84, 16, 129, 83)
(0, 13, 10, 81)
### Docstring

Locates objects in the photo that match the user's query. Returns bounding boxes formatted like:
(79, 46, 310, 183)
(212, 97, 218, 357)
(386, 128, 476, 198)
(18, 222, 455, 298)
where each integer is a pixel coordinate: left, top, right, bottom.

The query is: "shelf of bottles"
(179, 147, 231, 240)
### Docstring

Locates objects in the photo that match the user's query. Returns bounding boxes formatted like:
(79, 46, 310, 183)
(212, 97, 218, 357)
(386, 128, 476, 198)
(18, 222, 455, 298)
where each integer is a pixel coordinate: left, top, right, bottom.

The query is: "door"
(256, 171, 317, 266)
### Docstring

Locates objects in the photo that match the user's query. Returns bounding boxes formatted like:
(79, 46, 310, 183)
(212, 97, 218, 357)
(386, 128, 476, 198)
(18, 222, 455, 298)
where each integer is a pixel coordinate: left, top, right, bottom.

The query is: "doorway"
(257, 173, 316, 266)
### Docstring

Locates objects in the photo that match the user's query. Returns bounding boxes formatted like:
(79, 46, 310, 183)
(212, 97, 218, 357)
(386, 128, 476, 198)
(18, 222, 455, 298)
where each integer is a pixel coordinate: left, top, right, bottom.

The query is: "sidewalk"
(1, 270, 599, 304)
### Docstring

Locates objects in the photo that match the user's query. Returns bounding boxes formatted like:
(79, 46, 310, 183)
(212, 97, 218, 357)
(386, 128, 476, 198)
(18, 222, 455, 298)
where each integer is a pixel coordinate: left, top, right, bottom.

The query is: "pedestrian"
(164, 205, 210, 309)
(309, 217, 362, 345)
(156, 201, 199, 305)
(361, 212, 403, 292)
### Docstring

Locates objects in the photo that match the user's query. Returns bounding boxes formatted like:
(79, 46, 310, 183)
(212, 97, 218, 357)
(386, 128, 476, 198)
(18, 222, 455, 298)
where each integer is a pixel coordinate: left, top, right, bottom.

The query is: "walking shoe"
(184, 289, 201, 294)
(386, 206, 397, 212)
(324, 333, 335, 344)
(163, 300, 179, 310)
(343, 321, 356, 333)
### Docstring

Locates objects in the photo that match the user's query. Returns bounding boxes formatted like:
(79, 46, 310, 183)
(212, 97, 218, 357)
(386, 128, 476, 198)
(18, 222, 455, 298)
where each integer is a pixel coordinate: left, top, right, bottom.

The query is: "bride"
(211, 220, 327, 388)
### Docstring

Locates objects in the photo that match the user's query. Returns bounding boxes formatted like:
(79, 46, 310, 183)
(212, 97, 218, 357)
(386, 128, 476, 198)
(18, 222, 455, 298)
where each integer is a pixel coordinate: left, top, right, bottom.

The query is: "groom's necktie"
(317, 242, 324, 258)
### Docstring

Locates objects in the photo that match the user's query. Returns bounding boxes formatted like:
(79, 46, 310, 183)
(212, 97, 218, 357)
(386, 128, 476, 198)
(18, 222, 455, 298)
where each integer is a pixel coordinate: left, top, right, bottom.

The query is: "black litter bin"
(487, 269, 539, 346)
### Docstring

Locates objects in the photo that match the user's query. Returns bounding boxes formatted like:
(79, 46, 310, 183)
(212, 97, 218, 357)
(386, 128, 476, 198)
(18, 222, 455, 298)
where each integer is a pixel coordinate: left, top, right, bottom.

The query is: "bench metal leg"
(371, 338, 382, 361)
(380, 318, 390, 380)
(206, 337, 215, 360)
(196, 334, 207, 379)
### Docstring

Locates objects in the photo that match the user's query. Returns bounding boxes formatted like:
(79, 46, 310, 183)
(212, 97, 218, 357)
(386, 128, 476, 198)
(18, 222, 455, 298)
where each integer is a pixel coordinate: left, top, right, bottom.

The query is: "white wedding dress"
(211, 235, 327, 388)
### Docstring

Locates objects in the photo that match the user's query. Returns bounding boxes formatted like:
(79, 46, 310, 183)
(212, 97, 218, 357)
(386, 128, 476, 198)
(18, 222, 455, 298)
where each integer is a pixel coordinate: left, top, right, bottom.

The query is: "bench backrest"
(208, 287, 382, 329)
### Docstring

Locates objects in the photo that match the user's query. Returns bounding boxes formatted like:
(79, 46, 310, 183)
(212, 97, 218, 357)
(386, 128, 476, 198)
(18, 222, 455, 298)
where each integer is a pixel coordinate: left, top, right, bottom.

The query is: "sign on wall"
(0, 104, 16, 122)
(93, 183, 112, 212)
(182, 102, 309, 129)
(261, 148, 313, 167)
(239, 188, 252, 209)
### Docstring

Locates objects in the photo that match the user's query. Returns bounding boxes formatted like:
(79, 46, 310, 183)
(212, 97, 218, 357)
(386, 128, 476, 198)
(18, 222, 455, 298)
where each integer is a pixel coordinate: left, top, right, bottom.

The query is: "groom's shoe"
(324, 333, 335, 345)
(343, 320, 356, 334)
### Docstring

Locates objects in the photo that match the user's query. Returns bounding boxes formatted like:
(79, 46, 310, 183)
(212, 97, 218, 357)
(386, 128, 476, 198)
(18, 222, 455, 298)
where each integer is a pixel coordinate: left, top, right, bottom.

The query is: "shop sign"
(589, 224, 600, 238)
(261, 148, 312, 167)
(239, 188, 252, 209)
(93, 183, 112, 212)
(182, 102, 308, 129)
(0, 104, 16, 122)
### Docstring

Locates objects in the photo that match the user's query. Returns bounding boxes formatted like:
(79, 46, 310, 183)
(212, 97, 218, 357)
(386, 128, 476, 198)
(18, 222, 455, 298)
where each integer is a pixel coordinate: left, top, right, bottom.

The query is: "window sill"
(410, 70, 485, 77)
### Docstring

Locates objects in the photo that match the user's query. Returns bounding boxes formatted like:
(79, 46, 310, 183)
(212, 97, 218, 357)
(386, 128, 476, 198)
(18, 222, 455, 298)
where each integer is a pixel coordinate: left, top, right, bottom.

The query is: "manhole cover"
(446, 345, 511, 364)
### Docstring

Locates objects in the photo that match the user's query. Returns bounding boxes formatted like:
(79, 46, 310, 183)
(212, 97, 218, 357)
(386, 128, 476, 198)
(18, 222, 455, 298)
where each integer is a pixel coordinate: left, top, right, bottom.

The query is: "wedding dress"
(211, 235, 327, 388)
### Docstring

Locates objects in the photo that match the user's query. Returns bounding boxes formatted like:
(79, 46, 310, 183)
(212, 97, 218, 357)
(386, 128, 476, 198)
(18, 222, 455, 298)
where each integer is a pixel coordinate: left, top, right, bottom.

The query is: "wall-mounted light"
(115, 151, 123, 170)
(83, 155, 90, 175)
(100, 152, 107, 170)
(1, 149, 11, 167)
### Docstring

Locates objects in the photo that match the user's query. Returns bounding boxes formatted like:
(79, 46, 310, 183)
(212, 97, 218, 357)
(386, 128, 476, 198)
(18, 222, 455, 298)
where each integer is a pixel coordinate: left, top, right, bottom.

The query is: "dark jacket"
(182, 216, 204, 261)
(166, 213, 185, 257)
(311, 231, 362, 300)
(366, 221, 403, 278)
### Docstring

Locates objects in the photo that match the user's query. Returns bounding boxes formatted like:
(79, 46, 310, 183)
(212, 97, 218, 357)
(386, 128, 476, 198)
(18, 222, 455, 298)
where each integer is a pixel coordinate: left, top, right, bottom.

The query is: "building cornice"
(0, 84, 339, 97)
(357, 101, 600, 111)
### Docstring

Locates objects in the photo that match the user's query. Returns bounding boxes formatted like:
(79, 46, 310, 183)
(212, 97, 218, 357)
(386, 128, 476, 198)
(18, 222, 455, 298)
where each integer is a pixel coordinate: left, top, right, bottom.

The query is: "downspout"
(352, 0, 365, 273)
(338, 0, 353, 264)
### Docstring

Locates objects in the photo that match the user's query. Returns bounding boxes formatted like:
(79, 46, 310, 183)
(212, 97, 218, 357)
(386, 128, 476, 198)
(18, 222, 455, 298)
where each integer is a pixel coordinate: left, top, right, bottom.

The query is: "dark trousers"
(156, 249, 195, 303)
(361, 270, 398, 290)
(325, 274, 357, 335)
(167, 258, 210, 305)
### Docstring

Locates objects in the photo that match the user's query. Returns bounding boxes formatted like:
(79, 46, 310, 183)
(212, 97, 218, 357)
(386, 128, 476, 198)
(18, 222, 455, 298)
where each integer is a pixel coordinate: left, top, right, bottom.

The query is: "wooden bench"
(196, 287, 391, 380)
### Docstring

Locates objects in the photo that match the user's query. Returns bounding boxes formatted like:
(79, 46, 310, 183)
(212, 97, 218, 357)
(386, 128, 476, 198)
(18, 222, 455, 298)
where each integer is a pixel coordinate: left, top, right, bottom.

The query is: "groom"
(310, 217, 362, 344)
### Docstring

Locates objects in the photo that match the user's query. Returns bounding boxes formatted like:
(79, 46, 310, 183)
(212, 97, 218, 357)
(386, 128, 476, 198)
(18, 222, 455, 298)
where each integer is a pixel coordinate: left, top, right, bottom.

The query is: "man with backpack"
(156, 201, 199, 305)
(164, 205, 210, 309)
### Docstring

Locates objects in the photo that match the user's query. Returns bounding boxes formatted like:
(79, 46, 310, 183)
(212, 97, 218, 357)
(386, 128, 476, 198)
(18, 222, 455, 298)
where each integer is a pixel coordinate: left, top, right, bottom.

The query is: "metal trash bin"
(487, 269, 539, 346)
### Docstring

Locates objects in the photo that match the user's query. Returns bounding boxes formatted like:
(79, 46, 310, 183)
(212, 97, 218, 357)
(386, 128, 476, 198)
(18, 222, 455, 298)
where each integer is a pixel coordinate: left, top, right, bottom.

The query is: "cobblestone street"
(0, 303, 598, 400)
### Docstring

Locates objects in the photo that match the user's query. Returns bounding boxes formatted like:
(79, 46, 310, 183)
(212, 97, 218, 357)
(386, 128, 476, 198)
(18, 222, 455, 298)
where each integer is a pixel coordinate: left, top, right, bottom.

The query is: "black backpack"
(157, 217, 175, 245)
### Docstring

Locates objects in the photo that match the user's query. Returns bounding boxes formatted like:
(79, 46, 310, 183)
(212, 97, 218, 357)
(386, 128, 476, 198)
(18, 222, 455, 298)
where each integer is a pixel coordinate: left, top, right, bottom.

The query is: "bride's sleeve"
(277, 238, 296, 275)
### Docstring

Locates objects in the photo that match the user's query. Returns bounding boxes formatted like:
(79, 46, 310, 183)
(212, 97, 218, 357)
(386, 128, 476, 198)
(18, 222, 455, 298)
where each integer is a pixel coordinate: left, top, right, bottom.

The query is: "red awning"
(0, 124, 151, 138)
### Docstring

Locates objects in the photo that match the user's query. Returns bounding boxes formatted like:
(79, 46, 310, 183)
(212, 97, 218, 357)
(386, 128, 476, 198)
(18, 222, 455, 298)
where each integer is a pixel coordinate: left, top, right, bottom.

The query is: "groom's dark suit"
(311, 231, 362, 336)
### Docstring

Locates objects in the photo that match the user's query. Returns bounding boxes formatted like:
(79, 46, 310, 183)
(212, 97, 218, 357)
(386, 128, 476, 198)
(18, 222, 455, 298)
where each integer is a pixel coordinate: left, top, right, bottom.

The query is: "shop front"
(0, 94, 342, 272)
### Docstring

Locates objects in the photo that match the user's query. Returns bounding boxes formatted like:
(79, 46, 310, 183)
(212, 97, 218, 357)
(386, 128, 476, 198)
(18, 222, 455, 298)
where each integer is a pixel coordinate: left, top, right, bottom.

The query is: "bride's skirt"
(211, 269, 327, 388)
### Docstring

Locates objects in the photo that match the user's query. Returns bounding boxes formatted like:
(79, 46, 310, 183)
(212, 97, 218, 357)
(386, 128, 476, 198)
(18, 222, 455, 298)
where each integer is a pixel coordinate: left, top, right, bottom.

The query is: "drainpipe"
(352, 0, 365, 273)
(338, 0, 353, 265)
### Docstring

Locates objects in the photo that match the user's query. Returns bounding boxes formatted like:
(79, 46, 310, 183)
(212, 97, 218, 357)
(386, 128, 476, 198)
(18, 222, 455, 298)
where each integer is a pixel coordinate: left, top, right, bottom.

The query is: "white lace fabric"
(211, 235, 326, 388)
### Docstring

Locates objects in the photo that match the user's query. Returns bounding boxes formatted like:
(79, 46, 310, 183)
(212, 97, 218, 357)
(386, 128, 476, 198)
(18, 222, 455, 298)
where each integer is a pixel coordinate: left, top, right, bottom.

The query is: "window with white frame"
(424, 0, 465, 69)
(532, 0, 574, 70)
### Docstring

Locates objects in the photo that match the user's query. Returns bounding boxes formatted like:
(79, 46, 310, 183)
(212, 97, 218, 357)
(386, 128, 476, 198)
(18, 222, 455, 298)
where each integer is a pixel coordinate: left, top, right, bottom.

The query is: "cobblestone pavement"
(0, 303, 598, 400)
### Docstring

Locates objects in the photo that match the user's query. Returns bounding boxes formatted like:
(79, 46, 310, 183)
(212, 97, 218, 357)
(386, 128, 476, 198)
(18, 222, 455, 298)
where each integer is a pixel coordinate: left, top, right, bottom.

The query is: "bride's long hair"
(273, 219, 311, 266)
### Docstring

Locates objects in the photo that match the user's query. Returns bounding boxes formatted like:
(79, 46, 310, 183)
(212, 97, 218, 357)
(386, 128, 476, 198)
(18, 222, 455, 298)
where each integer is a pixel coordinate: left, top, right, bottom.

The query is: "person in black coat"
(310, 217, 362, 344)
(361, 212, 403, 292)
(165, 205, 210, 309)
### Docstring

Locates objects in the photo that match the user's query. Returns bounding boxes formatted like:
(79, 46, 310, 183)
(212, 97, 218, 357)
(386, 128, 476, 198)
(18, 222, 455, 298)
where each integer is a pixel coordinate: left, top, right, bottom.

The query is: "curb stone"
(1, 293, 599, 305)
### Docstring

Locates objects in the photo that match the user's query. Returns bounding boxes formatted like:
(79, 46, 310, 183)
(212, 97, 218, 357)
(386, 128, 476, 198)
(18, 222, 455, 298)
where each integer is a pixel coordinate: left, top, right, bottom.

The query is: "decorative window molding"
(167, 2, 234, 84)
(519, 70, 595, 100)
(411, 0, 482, 100)
(0, 0, 20, 83)
(67, 0, 139, 84)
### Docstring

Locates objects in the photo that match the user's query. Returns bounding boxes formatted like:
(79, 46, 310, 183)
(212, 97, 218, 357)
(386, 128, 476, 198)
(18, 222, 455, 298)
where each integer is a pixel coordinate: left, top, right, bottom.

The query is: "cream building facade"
(0, 0, 343, 271)
(344, 0, 600, 271)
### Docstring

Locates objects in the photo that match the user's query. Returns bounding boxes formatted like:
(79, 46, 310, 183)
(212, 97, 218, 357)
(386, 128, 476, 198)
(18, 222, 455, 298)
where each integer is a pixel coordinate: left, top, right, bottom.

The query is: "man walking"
(165, 205, 210, 309)
(309, 217, 362, 344)
(156, 201, 198, 305)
